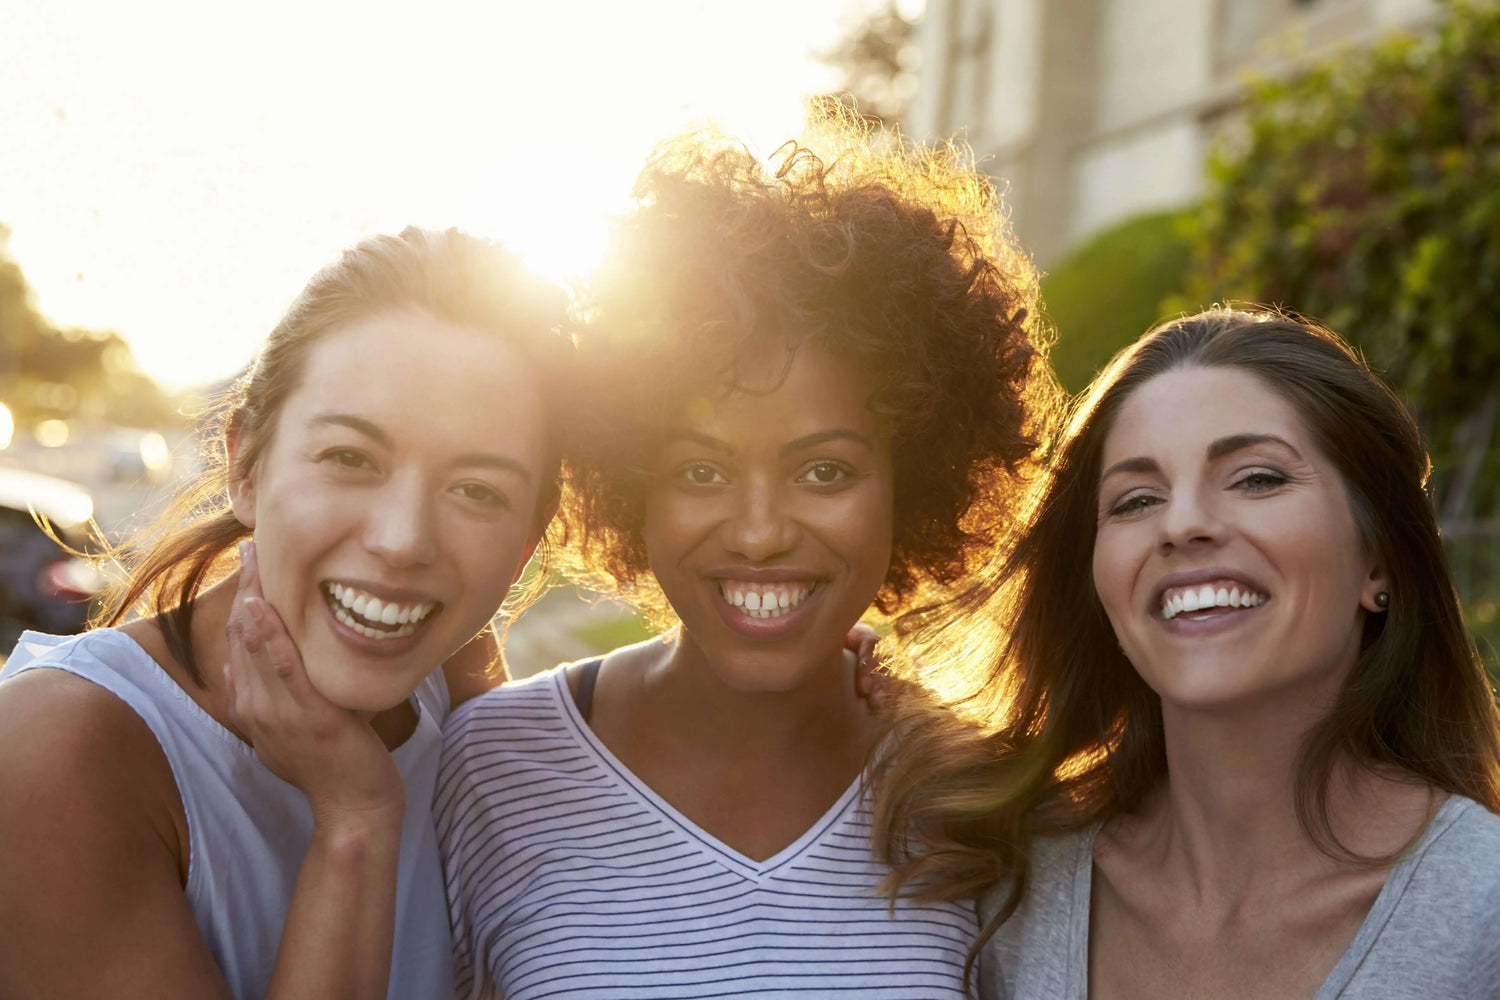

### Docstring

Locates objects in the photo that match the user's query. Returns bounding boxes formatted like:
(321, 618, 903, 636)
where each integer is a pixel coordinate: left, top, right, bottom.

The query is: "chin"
(703, 645, 829, 695)
(303, 663, 421, 715)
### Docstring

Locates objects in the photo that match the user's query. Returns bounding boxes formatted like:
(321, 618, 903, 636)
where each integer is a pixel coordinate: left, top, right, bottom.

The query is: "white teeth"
(332, 601, 420, 639)
(1161, 583, 1269, 620)
(717, 581, 813, 619)
(323, 583, 435, 636)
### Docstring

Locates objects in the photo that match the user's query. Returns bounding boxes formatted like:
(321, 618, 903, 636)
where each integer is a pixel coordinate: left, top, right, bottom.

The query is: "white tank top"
(2, 629, 454, 1000)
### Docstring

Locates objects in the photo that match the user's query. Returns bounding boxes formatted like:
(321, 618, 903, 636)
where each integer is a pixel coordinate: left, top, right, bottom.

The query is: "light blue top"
(978, 794, 1500, 1000)
(2, 628, 455, 1000)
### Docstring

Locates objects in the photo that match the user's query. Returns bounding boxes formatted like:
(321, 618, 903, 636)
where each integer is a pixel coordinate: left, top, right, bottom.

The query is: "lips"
(705, 571, 825, 639)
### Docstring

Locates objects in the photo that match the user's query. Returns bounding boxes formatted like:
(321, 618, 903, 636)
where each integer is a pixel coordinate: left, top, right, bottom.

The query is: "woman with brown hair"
(875, 308, 1500, 999)
(435, 128, 1059, 999)
(0, 227, 568, 999)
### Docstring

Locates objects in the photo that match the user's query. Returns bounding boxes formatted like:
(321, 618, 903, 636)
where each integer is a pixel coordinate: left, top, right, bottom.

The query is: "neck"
(1142, 667, 1431, 897)
(641, 631, 867, 761)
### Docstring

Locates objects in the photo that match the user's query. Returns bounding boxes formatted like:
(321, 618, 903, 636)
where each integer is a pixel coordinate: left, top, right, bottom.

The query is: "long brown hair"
(872, 307, 1500, 980)
(98, 227, 569, 684)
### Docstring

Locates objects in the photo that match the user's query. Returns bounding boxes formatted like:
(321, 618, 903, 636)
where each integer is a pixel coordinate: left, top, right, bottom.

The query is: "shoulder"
(977, 824, 1096, 923)
(443, 665, 565, 738)
(0, 650, 188, 877)
(437, 668, 577, 799)
(1343, 797, 1500, 994)
(1409, 796, 1500, 892)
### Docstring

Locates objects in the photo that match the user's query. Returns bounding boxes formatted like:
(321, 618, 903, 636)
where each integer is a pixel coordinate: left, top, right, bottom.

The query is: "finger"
(245, 596, 325, 706)
(239, 538, 265, 600)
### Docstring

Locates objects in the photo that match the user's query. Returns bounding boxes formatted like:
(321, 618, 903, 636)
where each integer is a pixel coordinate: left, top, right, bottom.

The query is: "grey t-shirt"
(977, 795, 1500, 1000)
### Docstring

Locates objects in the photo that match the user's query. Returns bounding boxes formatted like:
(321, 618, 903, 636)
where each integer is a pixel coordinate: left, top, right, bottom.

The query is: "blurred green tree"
(0, 224, 175, 427)
(1188, 0, 1500, 525)
(1185, 0, 1500, 658)
(814, 1, 918, 129)
(1041, 210, 1195, 394)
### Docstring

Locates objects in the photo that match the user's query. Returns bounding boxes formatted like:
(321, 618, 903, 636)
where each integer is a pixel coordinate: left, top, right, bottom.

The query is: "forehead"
(1104, 366, 1312, 464)
(281, 308, 549, 460)
(677, 341, 884, 439)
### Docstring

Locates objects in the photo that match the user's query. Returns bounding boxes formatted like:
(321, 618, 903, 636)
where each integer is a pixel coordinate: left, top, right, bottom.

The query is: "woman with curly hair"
(874, 309, 1500, 999)
(435, 128, 1058, 999)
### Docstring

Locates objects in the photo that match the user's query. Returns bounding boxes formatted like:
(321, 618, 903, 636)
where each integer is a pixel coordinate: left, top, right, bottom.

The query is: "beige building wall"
(907, 0, 1442, 264)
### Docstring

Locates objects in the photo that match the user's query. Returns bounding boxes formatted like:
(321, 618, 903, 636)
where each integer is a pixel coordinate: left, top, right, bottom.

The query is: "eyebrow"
(1099, 433, 1305, 483)
(1206, 433, 1304, 462)
(310, 412, 534, 483)
(661, 428, 875, 458)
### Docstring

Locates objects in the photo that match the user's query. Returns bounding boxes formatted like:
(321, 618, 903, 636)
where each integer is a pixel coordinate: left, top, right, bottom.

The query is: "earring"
(1374, 591, 1390, 609)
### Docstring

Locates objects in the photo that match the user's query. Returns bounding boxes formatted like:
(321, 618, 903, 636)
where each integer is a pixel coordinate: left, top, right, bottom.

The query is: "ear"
(226, 414, 258, 531)
(1359, 560, 1390, 613)
(512, 494, 560, 586)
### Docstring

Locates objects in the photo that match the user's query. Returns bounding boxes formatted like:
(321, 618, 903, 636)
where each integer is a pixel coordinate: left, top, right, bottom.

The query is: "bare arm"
(0, 669, 235, 1000)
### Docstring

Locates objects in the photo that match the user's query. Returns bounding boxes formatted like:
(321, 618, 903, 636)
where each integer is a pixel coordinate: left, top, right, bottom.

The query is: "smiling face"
(643, 342, 895, 693)
(1091, 365, 1387, 711)
(230, 307, 551, 712)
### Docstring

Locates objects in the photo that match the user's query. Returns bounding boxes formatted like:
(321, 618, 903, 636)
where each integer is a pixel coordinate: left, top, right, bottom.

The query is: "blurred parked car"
(0, 468, 106, 649)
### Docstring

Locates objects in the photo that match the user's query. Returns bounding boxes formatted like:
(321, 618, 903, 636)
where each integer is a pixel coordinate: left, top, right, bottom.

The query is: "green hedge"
(1040, 209, 1195, 394)
(1187, 0, 1500, 523)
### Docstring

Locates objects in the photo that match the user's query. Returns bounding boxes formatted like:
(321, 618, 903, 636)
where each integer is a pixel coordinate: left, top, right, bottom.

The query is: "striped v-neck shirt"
(436, 667, 973, 1000)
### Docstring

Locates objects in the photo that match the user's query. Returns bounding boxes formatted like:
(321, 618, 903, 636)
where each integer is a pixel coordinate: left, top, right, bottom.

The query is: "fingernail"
(238, 539, 249, 563)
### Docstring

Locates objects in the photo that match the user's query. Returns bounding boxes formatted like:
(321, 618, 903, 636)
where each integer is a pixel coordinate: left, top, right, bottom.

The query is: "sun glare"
(0, 0, 885, 391)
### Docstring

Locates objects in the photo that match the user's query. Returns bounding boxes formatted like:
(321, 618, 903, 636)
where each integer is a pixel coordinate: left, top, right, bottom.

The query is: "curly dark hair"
(553, 127, 1059, 622)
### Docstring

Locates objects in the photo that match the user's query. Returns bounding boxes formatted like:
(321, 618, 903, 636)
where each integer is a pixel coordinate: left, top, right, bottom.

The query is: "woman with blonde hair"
(876, 308, 1500, 999)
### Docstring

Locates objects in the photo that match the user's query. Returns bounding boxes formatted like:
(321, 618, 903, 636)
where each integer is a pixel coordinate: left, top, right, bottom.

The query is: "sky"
(0, 0, 922, 391)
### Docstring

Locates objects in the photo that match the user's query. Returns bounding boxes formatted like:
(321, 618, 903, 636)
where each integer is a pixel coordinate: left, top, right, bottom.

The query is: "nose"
(1157, 482, 1225, 556)
(363, 473, 439, 568)
(722, 476, 799, 563)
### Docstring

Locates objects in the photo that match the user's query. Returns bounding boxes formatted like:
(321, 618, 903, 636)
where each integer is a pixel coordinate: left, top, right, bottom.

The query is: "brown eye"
(323, 448, 373, 471)
(798, 461, 850, 486)
(679, 463, 726, 485)
(455, 482, 508, 508)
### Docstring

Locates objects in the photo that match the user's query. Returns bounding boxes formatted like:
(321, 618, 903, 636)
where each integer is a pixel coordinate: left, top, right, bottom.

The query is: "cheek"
(643, 492, 716, 561)
(1091, 528, 1132, 619)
